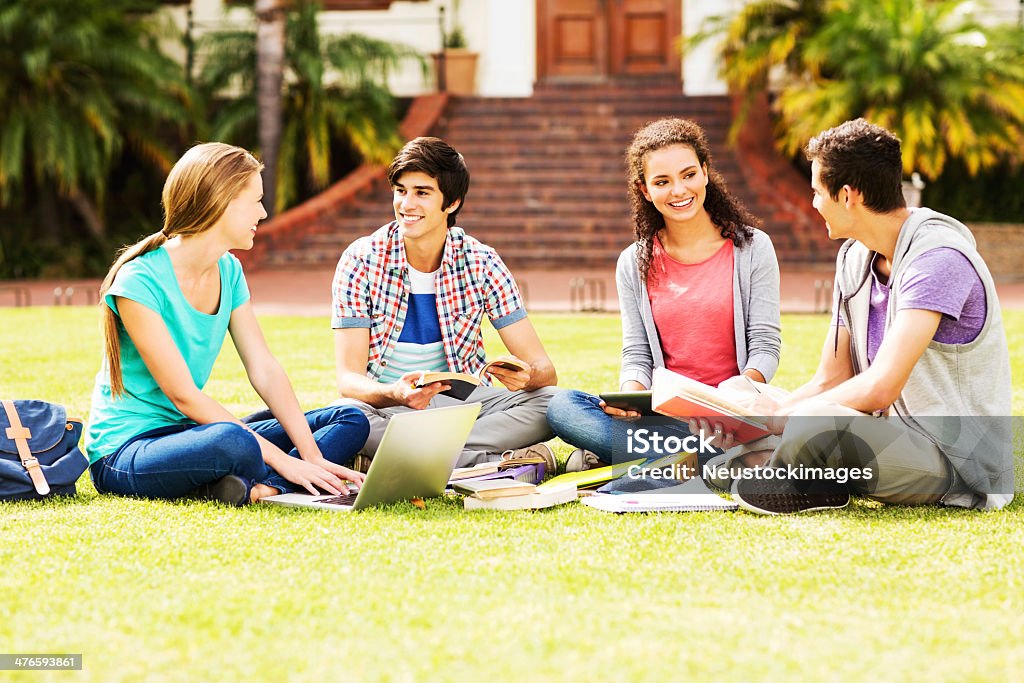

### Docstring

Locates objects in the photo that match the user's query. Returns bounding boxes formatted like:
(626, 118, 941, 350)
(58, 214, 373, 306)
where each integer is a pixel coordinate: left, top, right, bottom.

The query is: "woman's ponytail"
(100, 231, 168, 397)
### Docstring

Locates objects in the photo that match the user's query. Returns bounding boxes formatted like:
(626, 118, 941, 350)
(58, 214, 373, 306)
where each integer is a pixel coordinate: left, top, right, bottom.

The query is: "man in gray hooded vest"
(732, 119, 1014, 515)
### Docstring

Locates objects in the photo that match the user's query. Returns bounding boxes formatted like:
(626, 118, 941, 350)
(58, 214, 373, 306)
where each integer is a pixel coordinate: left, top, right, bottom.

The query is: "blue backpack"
(1, 400, 88, 501)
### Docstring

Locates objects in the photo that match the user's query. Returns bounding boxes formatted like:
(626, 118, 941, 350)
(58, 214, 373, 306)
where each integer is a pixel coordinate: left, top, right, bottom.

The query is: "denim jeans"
(90, 405, 370, 500)
(546, 389, 714, 467)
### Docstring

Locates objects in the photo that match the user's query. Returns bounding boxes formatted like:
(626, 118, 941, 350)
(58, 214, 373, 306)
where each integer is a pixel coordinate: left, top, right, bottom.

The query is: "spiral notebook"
(581, 476, 738, 513)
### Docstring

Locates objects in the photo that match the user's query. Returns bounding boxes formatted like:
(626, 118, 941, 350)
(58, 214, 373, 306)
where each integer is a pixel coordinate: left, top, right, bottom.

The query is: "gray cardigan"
(617, 229, 782, 389)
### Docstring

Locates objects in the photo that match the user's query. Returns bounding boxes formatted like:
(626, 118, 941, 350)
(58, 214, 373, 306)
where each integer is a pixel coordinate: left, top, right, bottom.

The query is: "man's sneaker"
(501, 442, 557, 475)
(352, 454, 372, 474)
(563, 448, 605, 474)
(732, 473, 850, 515)
(190, 474, 250, 507)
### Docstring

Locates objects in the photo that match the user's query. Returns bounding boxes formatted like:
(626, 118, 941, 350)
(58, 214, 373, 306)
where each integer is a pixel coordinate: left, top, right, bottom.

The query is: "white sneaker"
(563, 448, 604, 473)
(500, 442, 557, 474)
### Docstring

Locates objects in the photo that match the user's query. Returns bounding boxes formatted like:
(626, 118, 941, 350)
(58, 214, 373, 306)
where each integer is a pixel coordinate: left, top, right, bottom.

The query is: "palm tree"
(697, 0, 1024, 180)
(0, 0, 191, 238)
(255, 0, 286, 218)
(775, 0, 1024, 178)
(198, 0, 423, 213)
(686, 0, 837, 141)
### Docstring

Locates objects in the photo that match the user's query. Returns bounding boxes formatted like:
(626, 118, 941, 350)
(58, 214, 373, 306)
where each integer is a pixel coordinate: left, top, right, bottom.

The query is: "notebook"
(260, 402, 481, 511)
(581, 476, 738, 513)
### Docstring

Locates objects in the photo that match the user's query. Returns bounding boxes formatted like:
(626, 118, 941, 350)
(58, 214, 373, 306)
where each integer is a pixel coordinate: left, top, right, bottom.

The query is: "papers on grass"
(581, 476, 738, 513)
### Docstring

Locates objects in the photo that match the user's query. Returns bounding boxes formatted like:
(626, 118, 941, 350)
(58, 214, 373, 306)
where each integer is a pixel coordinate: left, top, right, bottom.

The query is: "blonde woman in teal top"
(87, 143, 369, 505)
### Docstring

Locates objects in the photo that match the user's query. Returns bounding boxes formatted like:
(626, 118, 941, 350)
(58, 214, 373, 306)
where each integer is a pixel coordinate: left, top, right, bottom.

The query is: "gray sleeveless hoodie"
(833, 208, 1013, 509)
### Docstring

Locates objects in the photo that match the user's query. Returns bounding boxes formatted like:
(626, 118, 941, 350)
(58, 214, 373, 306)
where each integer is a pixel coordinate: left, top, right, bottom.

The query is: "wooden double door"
(537, 0, 681, 82)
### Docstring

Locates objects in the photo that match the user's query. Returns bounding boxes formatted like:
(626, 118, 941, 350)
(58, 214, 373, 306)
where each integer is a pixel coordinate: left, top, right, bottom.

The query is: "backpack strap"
(2, 400, 50, 496)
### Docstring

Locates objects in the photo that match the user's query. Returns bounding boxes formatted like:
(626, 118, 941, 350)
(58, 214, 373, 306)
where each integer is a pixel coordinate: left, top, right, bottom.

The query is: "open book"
(651, 367, 770, 444)
(416, 358, 530, 400)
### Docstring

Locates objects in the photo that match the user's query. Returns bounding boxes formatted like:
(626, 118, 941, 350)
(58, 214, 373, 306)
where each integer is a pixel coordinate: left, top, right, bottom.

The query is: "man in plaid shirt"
(332, 137, 560, 469)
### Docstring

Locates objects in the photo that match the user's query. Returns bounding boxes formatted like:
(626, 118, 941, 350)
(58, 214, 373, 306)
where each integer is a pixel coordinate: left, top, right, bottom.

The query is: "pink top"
(647, 237, 739, 386)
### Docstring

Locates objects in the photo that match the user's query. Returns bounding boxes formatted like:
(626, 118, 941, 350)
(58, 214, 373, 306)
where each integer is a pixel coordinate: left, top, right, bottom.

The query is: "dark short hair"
(805, 119, 906, 213)
(387, 136, 469, 227)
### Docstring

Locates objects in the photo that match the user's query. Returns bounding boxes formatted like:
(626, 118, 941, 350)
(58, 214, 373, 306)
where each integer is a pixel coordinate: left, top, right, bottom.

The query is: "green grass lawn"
(1, 309, 1023, 682)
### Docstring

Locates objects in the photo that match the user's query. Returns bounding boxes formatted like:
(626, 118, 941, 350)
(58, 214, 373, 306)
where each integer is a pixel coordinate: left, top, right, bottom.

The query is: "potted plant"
(433, 0, 478, 95)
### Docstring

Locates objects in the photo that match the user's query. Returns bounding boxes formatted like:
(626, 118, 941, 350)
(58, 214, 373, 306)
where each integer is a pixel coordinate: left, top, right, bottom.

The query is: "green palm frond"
(0, 0, 191, 223)
(688, 0, 838, 141)
(197, 30, 258, 95)
(706, 0, 1024, 179)
(209, 96, 258, 143)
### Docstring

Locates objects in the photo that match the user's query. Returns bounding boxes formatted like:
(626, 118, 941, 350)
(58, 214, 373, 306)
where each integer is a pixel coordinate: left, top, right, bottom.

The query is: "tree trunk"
(66, 187, 106, 239)
(256, 0, 286, 217)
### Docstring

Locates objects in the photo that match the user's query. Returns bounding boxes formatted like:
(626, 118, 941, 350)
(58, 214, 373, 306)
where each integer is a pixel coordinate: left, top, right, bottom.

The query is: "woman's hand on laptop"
(271, 453, 348, 496)
(306, 457, 366, 488)
(394, 371, 450, 410)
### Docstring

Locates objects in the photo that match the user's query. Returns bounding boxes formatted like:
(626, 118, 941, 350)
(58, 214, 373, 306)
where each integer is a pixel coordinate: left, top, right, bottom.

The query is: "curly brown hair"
(626, 118, 759, 284)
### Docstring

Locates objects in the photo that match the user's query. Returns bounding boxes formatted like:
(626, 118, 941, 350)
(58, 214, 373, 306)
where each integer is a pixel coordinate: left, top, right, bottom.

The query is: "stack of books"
(453, 479, 577, 510)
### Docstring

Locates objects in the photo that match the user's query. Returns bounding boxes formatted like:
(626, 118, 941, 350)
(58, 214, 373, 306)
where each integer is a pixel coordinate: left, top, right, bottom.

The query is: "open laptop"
(261, 402, 481, 511)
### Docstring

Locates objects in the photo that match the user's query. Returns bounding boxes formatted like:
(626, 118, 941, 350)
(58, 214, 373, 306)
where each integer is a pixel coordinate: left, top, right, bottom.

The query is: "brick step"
(301, 229, 633, 248)
(442, 140, 639, 152)
(249, 91, 834, 274)
(466, 164, 745, 185)
(300, 226, 810, 255)
(461, 194, 630, 207)
(320, 199, 790, 233)
(461, 158, 629, 172)
(441, 130, 731, 148)
(317, 217, 636, 235)
(529, 80, 693, 94)
(260, 250, 828, 271)
(439, 143, 733, 159)
(340, 198, 667, 219)
(262, 248, 832, 270)
(449, 96, 730, 113)
(438, 114, 729, 136)
(260, 237, 827, 270)
(440, 105, 729, 122)
(465, 201, 631, 214)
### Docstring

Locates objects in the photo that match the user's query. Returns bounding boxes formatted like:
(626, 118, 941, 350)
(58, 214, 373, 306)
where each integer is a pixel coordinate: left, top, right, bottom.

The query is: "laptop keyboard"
(316, 492, 359, 506)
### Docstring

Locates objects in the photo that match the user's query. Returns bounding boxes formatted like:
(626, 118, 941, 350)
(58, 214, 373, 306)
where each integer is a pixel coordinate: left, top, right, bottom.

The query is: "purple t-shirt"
(837, 248, 987, 364)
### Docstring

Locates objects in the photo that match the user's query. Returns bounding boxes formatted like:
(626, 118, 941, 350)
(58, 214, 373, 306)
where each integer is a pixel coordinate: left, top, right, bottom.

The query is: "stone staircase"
(257, 81, 836, 270)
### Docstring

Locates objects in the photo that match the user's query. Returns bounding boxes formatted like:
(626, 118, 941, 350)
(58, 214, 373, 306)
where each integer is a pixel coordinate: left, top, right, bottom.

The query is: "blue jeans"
(547, 389, 713, 467)
(90, 405, 370, 500)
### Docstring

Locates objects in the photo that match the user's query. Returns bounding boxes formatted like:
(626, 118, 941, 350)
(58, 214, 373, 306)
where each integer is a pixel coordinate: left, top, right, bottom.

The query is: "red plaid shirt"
(332, 222, 526, 380)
